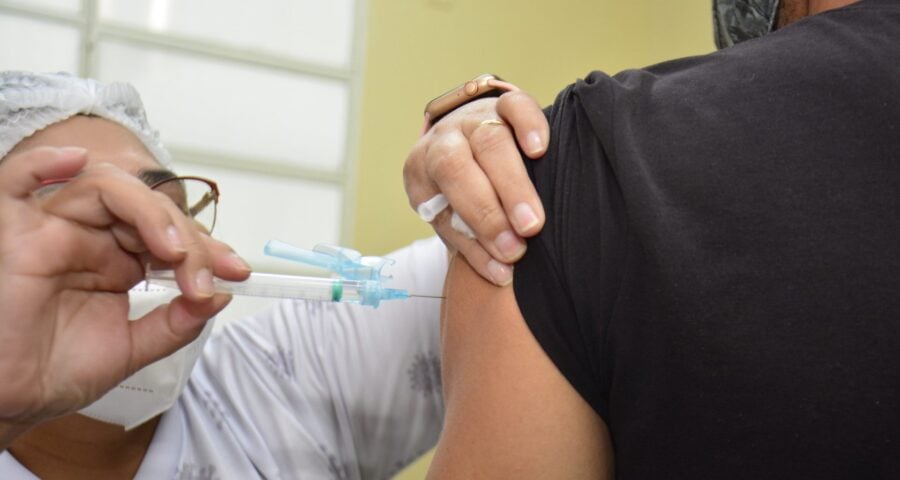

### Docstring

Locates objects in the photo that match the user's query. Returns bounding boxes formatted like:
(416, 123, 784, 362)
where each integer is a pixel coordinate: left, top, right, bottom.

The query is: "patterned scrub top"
(0, 236, 447, 480)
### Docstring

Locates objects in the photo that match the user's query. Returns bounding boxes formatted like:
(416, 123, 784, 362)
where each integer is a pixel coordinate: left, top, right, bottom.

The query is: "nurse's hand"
(0, 147, 249, 447)
(404, 91, 549, 286)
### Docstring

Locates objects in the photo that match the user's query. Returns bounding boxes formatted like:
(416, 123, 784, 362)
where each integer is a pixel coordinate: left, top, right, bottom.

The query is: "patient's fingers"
(458, 92, 546, 238)
(429, 128, 526, 263)
(431, 212, 513, 287)
(403, 138, 440, 214)
(404, 93, 549, 285)
(405, 136, 516, 286)
(405, 98, 531, 285)
(465, 119, 541, 242)
(496, 90, 550, 159)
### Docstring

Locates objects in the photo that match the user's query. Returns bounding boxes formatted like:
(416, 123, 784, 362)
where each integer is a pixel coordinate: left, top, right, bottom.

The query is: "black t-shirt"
(513, 1, 900, 478)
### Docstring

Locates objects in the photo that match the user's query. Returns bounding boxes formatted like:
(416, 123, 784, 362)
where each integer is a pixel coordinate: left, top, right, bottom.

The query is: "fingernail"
(512, 203, 540, 234)
(487, 260, 513, 287)
(166, 225, 186, 252)
(59, 146, 87, 159)
(230, 253, 251, 272)
(494, 230, 526, 262)
(195, 268, 215, 297)
(526, 131, 544, 155)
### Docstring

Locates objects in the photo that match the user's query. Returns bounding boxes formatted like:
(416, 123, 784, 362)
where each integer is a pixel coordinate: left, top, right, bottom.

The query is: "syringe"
(144, 270, 434, 308)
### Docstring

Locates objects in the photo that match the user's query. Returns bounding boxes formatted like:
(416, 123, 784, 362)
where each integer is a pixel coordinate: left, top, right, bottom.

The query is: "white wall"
(0, 0, 364, 327)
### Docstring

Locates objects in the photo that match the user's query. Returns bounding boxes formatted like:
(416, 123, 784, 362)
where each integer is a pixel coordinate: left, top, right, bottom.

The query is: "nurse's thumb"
(125, 294, 232, 376)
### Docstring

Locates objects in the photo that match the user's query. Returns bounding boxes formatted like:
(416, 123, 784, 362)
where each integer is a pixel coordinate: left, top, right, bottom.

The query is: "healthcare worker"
(0, 71, 547, 479)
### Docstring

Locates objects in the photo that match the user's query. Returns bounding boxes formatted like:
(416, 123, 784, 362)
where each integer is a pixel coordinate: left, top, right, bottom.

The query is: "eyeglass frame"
(37, 174, 221, 235)
(147, 175, 220, 235)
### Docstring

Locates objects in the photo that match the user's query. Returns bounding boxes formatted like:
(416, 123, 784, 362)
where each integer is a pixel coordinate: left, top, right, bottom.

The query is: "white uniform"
(0, 237, 447, 480)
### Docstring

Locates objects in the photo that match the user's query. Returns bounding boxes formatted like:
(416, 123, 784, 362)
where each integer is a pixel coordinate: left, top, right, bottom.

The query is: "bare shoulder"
(428, 255, 614, 479)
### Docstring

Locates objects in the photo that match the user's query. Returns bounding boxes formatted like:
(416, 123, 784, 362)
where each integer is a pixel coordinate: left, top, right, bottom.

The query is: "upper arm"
(428, 255, 614, 479)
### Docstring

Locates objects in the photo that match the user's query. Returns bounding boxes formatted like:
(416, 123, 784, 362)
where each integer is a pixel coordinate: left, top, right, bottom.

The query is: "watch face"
(424, 74, 509, 124)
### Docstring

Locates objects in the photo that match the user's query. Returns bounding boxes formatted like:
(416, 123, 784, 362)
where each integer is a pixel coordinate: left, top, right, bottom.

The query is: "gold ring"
(479, 118, 505, 127)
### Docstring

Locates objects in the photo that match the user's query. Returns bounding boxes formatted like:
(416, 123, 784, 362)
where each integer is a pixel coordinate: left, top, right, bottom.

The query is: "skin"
(776, 0, 810, 28)
(0, 2, 861, 476)
(778, 0, 857, 28)
(0, 90, 543, 476)
(9, 415, 161, 480)
(0, 116, 250, 478)
(405, 92, 549, 287)
(425, 1, 860, 477)
(429, 257, 614, 479)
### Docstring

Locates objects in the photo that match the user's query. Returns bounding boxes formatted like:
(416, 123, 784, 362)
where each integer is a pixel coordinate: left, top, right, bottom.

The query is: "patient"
(417, 0, 900, 478)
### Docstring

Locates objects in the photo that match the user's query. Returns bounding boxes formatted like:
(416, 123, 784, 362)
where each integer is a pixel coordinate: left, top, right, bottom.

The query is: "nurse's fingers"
(116, 224, 251, 284)
(0, 146, 88, 198)
(200, 232, 252, 282)
(42, 164, 188, 262)
(161, 197, 219, 301)
(126, 294, 232, 376)
(43, 164, 219, 300)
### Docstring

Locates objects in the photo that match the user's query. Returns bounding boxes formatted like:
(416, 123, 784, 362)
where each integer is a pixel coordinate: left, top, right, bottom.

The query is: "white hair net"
(0, 71, 171, 167)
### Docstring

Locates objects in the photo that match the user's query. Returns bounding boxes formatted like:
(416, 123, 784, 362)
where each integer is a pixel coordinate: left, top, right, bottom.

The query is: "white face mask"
(78, 283, 215, 430)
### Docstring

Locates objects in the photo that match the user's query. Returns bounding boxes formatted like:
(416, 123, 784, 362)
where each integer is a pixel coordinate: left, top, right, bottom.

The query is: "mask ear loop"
(768, 0, 782, 32)
(712, 0, 781, 50)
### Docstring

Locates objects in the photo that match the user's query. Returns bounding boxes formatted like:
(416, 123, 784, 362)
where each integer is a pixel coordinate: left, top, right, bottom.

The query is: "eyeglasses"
(148, 176, 220, 235)
(36, 174, 220, 235)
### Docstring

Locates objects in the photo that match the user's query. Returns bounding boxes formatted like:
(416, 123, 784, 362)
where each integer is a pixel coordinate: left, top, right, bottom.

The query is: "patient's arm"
(428, 256, 614, 479)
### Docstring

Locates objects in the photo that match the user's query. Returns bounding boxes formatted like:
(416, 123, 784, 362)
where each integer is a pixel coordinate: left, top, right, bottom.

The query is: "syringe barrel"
(145, 270, 398, 307)
(215, 273, 345, 301)
(146, 271, 342, 302)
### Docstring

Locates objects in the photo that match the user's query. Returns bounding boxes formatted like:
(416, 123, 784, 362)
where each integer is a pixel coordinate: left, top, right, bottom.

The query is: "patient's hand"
(404, 92, 549, 286)
(0, 147, 248, 448)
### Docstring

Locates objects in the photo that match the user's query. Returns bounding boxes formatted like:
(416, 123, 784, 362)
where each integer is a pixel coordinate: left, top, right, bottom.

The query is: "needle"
(408, 294, 446, 300)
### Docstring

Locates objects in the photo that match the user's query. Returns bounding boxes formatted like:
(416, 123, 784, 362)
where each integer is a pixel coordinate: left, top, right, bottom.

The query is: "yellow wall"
(354, 0, 714, 256)
(354, 0, 714, 478)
